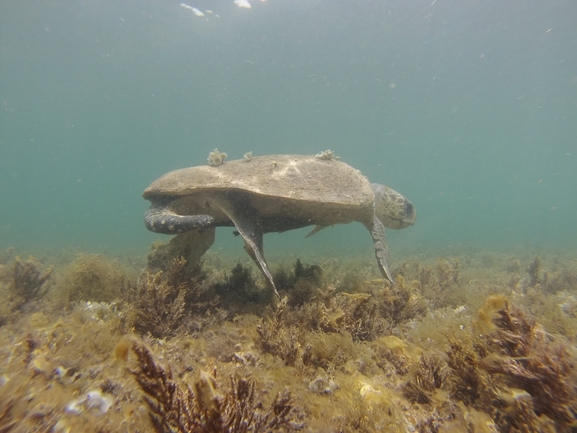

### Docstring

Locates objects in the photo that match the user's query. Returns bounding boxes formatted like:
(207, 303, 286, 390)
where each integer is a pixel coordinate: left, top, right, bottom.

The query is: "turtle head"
(372, 184, 416, 229)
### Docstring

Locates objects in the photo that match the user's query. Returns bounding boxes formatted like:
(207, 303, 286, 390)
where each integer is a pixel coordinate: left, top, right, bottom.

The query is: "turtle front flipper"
(365, 215, 394, 284)
(144, 206, 216, 234)
(212, 195, 280, 299)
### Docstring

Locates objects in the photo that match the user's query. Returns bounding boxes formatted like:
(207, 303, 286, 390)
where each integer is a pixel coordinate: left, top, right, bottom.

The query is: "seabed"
(0, 244, 576, 432)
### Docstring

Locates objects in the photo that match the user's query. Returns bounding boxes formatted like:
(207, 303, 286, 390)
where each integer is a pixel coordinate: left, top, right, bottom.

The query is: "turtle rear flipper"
(365, 215, 394, 284)
(144, 206, 215, 234)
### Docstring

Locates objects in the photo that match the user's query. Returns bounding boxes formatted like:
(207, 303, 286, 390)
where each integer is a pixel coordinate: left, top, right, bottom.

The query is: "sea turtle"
(143, 154, 416, 297)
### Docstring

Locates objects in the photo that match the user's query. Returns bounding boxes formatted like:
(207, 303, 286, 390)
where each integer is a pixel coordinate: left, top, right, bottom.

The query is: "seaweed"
(0, 395, 17, 433)
(543, 266, 577, 294)
(257, 277, 426, 363)
(379, 275, 428, 326)
(256, 295, 361, 369)
(129, 341, 304, 432)
(213, 263, 268, 305)
(477, 302, 577, 430)
(402, 354, 448, 405)
(472, 294, 508, 335)
(0, 246, 15, 265)
(3, 246, 576, 432)
(435, 258, 461, 287)
(505, 258, 522, 274)
(340, 294, 382, 343)
(258, 279, 424, 370)
(128, 257, 214, 338)
(131, 270, 188, 338)
(287, 259, 322, 306)
(446, 337, 489, 407)
(396, 258, 461, 309)
(411, 402, 462, 433)
(9, 255, 53, 307)
(293, 286, 385, 342)
(272, 259, 322, 306)
(492, 397, 557, 433)
(213, 259, 321, 310)
(225, 263, 253, 291)
(294, 259, 322, 283)
(61, 253, 130, 302)
(525, 256, 545, 289)
(256, 298, 303, 366)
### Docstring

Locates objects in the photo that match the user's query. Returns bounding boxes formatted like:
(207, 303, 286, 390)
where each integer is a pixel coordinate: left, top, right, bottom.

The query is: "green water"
(1, 0, 576, 257)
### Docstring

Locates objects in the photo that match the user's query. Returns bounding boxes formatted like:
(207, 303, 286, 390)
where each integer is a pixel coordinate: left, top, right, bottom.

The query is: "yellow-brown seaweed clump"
(57, 253, 132, 303)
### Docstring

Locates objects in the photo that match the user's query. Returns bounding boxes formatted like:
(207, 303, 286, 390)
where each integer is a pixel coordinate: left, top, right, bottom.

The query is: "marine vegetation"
(476, 299, 577, 431)
(273, 258, 322, 306)
(396, 257, 462, 309)
(58, 253, 131, 303)
(213, 263, 268, 306)
(126, 257, 216, 338)
(0, 247, 576, 432)
(525, 255, 544, 288)
(402, 354, 448, 405)
(129, 341, 304, 433)
(256, 278, 427, 369)
(8, 255, 53, 308)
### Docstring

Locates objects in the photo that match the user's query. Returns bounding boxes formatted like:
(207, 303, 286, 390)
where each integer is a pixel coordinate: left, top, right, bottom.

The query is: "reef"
(0, 247, 576, 432)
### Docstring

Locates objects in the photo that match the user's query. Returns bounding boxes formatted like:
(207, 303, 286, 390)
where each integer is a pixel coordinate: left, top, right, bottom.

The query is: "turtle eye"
(403, 201, 414, 216)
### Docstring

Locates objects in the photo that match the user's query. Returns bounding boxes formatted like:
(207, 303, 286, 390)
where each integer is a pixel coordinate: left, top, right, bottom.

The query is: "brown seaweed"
(446, 337, 489, 407)
(127, 257, 214, 338)
(478, 302, 577, 430)
(9, 255, 53, 308)
(525, 256, 543, 288)
(395, 258, 461, 309)
(402, 354, 448, 405)
(129, 341, 304, 432)
(256, 297, 303, 366)
(213, 263, 269, 305)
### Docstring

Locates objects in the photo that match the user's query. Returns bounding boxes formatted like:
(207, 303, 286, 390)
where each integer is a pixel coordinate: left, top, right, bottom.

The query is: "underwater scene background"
(1, 0, 577, 432)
